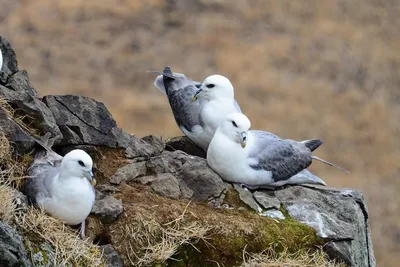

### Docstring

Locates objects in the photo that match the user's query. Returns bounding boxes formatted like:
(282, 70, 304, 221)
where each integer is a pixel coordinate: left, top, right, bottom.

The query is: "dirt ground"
(0, 0, 399, 265)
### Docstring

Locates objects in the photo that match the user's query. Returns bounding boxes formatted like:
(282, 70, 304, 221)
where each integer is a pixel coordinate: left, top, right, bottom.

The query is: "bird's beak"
(83, 170, 96, 186)
(191, 88, 203, 102)
(239, 131, 247, 148)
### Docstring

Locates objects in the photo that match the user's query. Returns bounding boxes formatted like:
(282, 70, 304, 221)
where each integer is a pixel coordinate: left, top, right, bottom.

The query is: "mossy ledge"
(100, 180, 326, 267)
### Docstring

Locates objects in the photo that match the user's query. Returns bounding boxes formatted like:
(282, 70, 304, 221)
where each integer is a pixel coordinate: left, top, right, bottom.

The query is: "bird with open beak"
(153, 66, 243, 151)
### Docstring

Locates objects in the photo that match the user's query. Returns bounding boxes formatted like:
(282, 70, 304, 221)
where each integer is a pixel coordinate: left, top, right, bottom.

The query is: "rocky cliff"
(0, 36, 375, 266)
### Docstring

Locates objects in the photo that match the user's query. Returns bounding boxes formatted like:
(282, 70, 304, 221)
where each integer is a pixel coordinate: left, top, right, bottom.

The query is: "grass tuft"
(241, 246, 346, 267)
(123, 202, 211, 266)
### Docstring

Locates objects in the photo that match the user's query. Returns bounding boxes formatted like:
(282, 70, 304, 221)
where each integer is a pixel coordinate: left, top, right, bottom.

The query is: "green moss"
(165, 210, 325, 267)
(223, 189, 254, 211)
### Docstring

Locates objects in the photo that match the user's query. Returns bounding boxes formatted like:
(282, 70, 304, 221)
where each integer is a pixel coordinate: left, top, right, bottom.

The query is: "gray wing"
(155, 67, 206, 132)
(23, 150, 62, 205)
(248, 130, 313, 181)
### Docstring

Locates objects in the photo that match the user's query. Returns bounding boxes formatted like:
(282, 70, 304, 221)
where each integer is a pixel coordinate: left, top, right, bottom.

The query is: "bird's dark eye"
(232, 121, 238, 127)
(206, 84, 215, 89)
(78, 160, 85, 167)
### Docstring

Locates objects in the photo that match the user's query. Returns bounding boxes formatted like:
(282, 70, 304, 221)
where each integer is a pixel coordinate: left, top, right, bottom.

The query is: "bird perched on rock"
(207, 113, 348, 189)
(153, 66, 242, 151)
(23, 134, 96, 239)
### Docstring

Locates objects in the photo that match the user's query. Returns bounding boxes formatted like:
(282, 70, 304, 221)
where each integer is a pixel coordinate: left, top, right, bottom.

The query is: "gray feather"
(23, 133, 63, 205)
(154, 66, 242, 135)
(248, 130, 313, 182)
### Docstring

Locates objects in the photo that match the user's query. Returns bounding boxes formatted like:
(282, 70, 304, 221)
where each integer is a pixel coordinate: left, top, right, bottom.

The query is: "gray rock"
(146, 151, 185, 174)
(110, 162, 147, 185)
(0, 70, 62, 144)
(253, 191, 281, 210)
(275, 186, 375, 267)
(92, 192, 123, 223)
(96, 184, 120, 194)
(100, 244, 124, 267)
(136, 173, 181, 199)
(179, 180, 194, 199)
(10, 188, 28, 213)
(179, 163, 227, 202)
(165, 136, 206, 158)
(233, 184, 261, 212)
(0, 107, 36, 154)
(142, 135, 165, 153)
(0, 37, 19, 82)
(42, 95, 118, 146)
(0, 222, 31, 267)
(113, 128, 161, 158)
(148, 173, 181, 200)
(260, 209, 285, 220)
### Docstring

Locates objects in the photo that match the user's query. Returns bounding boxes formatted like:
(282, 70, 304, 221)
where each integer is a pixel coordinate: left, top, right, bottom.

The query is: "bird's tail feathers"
(302, 139, 323, 151)
(311, 156, 349, 173)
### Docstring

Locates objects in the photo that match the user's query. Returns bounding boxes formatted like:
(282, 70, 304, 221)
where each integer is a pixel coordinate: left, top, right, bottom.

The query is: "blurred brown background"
(0, 0, 399, 265)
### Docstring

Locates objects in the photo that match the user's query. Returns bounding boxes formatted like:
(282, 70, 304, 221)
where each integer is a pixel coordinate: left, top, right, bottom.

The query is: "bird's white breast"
(207, 131, 274, 185)
(41, 176, 95, 225)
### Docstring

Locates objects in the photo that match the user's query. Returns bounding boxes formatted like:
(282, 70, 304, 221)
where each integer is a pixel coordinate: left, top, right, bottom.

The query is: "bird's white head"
(60, 149, 96, 186)
(0, 47, 3, 71)
(219, 113, 251, 148)
(192, 75, 234, 101)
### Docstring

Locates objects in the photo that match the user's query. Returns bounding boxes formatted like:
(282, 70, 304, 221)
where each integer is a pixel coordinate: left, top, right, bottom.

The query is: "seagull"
(153, 67, 242, 151)
(23, 136, 96, 239)
(207, 113, 348, 189)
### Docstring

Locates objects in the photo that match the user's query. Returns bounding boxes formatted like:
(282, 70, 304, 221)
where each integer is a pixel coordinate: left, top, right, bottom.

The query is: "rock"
(0, 37, 18, 83)
(275, 186, 376, 267)
(233, 184, 262, 212)
(42, 95, 118, 146)
(179, 163, 227, 202)
(142, 135, 165, 153)
(96, 184, 120, 194)
(137, 173, 181, 199)
(149, 174, 181, 199)
(165, 136, 206, 158)
(113, 128, 161, 158)
(100, 244, 124, 267)
(0, 70, 62, 143)
(0, 107, 36, 154)
(10, 188, 28, 213)
(179, 180, 194, 199)
(261, 209, 285, 220)
(145, 151, 185, 174)
(92, 192, 123, 223)
(0, 222, 31, 267)
(253, 191, 280, 210)
(110, 162, 147, 185)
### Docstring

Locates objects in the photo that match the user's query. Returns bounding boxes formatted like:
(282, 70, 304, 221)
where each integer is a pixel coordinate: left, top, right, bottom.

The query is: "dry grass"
(0, 131, 25, 185)
(122, 202, 211, 266)
(0, 98, 40, 137)
(18, 208, 104, 267)
(0, 186, 16, 222)
(241, 247, 345, 267)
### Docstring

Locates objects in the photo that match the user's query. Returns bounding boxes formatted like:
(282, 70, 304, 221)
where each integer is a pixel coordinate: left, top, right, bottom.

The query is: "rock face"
(0, 36, 376, 267)
(0, 222, 31, 267)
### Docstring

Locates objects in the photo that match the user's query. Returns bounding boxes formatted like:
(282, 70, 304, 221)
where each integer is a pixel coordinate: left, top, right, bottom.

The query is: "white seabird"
(207, 113, 348, 189)
(0, 47, 3, 70)
(23, 141, 96, 239)
(153, 66, 242, 151)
